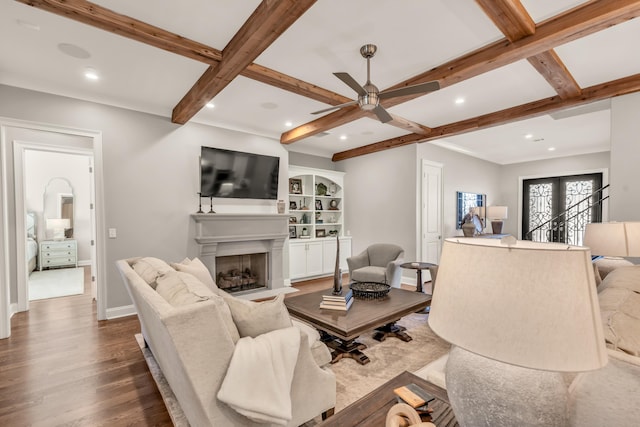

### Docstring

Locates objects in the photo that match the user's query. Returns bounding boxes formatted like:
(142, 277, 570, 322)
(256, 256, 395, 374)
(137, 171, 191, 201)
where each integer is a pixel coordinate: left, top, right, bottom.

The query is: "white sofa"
(415, 263, 640, 426)
(117, 257, 336, 427)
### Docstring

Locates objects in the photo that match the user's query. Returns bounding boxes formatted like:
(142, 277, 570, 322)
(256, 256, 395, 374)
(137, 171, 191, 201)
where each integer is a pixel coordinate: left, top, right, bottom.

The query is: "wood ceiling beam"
(284, 0, 640, 145)
(475, 0, 535, 39)
(172, 0, 316, 124)
(527, 51, 582, 99)
(332, 73, 640, 161)
(476, 0, 582, 99)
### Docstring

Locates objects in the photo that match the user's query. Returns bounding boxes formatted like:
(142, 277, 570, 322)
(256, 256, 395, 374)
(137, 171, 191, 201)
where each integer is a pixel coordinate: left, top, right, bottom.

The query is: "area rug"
(28, 267, 84, 300)
(136, 313, 450, 426)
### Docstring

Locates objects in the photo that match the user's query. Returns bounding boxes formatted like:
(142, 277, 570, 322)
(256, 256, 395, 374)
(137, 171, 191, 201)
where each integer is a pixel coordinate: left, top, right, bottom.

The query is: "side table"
(319, 370, 458, 426)
(401, 262, 437, 294)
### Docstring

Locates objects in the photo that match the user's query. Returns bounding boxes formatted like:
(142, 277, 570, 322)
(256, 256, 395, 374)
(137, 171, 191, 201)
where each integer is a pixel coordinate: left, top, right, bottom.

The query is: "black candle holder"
(208, 196, 215, 213)
(197, 193, 204, 213)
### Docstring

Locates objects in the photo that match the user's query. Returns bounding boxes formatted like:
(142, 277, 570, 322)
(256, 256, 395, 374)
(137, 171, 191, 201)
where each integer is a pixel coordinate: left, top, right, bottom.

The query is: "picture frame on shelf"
(289, 178, 302, 194)
(329, 199, 339, 210)
(316, 229, 326, 238)
(290, 201, 297, 210)
(289, 216, 297, 224)
(289, 226, 297, 239)
(315, 199, 323, 210)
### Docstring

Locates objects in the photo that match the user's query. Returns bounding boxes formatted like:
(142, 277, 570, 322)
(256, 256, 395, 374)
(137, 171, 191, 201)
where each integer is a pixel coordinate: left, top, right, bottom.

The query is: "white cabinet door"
(322, 239, 338, 273)
(339, 238, 352, 272)
(289, 242, 309, 279)
(306, 241, 324, 276)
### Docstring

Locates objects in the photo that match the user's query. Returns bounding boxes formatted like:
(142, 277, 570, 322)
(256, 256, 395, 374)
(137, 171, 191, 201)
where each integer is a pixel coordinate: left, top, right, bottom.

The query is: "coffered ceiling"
(2, 1, 639, 164)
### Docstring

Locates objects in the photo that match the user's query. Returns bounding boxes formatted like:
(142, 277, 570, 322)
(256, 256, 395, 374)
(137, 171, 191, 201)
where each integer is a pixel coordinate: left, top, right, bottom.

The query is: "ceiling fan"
(312, 44, 440, 123)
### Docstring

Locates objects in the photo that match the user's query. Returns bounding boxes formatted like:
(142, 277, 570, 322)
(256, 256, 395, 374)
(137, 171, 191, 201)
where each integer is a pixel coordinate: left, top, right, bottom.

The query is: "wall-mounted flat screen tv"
(200, 146, 279, 199)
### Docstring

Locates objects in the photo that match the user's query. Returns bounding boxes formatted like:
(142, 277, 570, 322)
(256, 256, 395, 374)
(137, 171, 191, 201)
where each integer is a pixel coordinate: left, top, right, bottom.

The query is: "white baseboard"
(106, 304, 136, 319)
(9, 302, 18, 317)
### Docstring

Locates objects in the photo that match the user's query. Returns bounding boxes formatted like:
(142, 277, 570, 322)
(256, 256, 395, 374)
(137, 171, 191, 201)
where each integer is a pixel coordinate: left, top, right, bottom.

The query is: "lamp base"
(446, 346, 568, 427)
(491, 220, 504, 234)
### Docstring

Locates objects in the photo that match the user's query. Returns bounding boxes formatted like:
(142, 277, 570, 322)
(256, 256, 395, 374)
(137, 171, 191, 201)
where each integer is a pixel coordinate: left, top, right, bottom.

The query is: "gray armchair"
(347, 243, 405, 288)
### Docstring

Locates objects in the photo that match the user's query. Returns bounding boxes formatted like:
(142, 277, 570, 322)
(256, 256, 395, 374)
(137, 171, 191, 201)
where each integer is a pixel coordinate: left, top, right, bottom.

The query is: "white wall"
(417, 142, 502, 238)
(342, 144, 418, 261)
(24, 150, 92, 263)
(340, 141, 501, 279)
(0, 84, 289, 311)
(611, 92, 640, 221)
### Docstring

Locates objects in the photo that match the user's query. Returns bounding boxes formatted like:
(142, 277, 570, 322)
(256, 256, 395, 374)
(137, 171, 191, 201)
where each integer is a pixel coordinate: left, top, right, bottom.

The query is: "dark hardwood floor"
(0, 271, 416, 426)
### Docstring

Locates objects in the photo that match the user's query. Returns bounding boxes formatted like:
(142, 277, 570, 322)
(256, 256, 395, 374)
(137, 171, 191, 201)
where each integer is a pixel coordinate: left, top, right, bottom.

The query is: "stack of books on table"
(319, 289, 354, 311)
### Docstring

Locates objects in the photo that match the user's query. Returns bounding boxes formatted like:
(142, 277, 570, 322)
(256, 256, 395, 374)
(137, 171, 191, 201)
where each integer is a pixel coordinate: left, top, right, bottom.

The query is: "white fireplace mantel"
(190, 213, 290, 298)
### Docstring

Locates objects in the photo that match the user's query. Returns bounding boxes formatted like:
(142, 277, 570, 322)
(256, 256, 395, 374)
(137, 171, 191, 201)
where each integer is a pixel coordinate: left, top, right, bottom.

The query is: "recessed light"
(84, 67, 99, 80)
(524, 133, 533, 139)
(206, 103, 215, 109)
(455, 97, 465, 105)
(260, 102, 278, 110)
(339, 135, 347, 140)
(285, 121, 292, 127)
(548, 147, 556, 151)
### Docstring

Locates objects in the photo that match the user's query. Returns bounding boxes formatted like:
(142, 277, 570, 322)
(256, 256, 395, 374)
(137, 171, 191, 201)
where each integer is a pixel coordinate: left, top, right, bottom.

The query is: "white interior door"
(421, 160, 443, 284)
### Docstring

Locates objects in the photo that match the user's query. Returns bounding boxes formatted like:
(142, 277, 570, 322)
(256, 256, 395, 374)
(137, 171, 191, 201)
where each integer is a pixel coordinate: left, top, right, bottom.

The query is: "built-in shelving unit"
(288, 166, 351, 281)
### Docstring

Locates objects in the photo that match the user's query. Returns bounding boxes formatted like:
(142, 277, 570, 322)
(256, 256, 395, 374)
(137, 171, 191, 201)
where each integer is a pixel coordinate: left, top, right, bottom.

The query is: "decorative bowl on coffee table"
(350, 281, 391, 299)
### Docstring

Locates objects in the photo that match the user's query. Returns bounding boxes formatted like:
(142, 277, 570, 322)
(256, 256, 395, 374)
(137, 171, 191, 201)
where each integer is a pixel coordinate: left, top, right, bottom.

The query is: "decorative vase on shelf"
(462, 221, 476, 237)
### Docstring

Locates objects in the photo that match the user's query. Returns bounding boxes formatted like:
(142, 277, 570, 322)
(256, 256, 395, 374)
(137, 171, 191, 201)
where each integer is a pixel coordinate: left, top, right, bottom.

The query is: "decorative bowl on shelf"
(349, 281, 391, 299)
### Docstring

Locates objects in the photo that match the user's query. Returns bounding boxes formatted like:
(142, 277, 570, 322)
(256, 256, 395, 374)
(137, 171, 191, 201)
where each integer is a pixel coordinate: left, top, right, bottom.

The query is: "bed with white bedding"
(26, 212, 38, 273)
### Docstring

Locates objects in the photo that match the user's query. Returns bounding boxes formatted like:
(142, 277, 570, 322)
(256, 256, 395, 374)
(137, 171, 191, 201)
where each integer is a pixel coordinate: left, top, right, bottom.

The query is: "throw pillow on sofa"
(170, 257, 218, 290)
(156, 271, 241, 342)
(132, 257, 174, 289)
(225, 294, 293, 338)
(156, 271, 210, 306)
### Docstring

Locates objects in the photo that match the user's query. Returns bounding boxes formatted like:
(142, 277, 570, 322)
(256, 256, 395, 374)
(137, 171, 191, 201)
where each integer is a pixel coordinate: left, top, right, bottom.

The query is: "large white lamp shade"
(428, 238, 607, 427)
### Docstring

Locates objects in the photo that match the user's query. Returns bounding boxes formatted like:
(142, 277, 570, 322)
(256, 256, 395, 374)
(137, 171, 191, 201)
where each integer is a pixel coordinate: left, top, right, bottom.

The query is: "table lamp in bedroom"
(46, 218, 70, 240)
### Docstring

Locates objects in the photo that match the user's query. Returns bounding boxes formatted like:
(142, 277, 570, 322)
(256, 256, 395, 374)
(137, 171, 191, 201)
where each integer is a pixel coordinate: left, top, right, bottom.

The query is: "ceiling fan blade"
(373, 105, 393, 123)
(334, 72, 367, 97)
(311, 100, 357, 115)
(379, 80, 440, 100)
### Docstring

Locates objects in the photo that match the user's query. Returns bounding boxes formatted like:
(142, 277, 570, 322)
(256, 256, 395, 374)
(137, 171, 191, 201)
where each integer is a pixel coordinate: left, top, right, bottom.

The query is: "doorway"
(0, 118, 107, 339)
(23, 150, 93, 303)
(522, 173, 603, 244)
(420, 159, 443, 284)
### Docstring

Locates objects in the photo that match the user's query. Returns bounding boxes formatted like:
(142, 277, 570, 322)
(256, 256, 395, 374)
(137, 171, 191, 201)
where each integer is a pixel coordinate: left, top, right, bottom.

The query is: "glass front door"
(523, 173, 602, 244)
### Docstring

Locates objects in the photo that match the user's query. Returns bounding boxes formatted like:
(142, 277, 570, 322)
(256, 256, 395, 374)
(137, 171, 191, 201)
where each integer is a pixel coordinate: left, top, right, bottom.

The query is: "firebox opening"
(215, 253, 268, 294)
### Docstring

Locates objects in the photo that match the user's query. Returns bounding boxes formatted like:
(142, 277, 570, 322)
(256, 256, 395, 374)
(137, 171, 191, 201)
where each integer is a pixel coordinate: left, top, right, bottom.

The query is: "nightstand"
(39, 239, 78, 270)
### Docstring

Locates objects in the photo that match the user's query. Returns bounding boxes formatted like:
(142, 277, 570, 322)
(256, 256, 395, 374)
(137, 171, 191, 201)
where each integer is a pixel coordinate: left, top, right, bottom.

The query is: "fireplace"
(215, 253, 268, 294)
(190, 213, 292, 299)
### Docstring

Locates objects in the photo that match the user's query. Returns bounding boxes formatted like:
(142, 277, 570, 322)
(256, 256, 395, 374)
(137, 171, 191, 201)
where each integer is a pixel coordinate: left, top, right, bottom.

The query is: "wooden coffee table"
(284, 288, 430, 364)
(318, 371, 458, 426)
